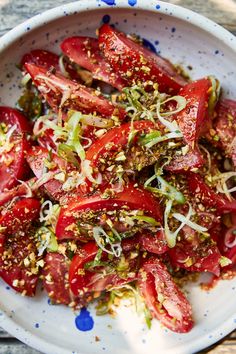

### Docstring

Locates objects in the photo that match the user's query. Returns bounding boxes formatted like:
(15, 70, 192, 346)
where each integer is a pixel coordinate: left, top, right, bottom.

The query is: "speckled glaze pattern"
(0, 1, 236, 354)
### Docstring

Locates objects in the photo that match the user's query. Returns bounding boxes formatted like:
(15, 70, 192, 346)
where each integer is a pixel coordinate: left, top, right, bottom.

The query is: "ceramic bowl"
(0, 1, 236, 354)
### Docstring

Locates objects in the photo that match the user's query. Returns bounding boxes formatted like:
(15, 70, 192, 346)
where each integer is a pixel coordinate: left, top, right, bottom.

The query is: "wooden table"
(0, 0, 236, 353)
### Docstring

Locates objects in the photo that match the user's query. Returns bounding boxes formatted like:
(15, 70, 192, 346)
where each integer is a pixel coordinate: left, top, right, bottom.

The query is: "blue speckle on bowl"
(142, 38, 157, 53)
(156, 4, 161, 10)
(101, 0, 116, 5)
(128, 0, 137, 6)
(75, 308, 94, 332)
(102, 14, 111, 24)
(35, 323, 39, 329)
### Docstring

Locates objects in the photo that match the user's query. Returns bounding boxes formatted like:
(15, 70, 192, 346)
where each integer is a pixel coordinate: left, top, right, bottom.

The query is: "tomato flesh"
(138, 257, 194, 333)
(98, 24, 187, 94)
(24, 63, 126, 120)
(61, 36, 126, 91)
(0, 107, 31, 192)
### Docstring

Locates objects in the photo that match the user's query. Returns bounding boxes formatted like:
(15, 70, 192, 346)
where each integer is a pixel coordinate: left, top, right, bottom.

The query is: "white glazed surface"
(0, 1, 236, 354)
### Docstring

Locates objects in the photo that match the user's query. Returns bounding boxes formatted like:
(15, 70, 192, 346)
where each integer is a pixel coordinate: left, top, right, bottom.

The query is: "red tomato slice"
(217, 225, 236, 269)
(26, 146, 76, 201)
(61, 37, 126, 91)
(138, 257, 194, 333)
(139, 230, 168, 254)
(98, 24, 187, 94)
(214, 99, 236, 167)
(0, 198, 41, 296)
(0, 233, 39, 296)
(86, 120, 157, 166)
(56, 182, 162, 240)
(165, 147, 204, 173)
(0, 107, 32, 192)
(42, 252, 76, 305)
(168, 241, 221, 276)
(69, 242, 137, 296)
(0, 178, 36, 208)
(175, 78, 212, 148)
(24, 63, 126, 120)
(186, 172, 236, 213)
(21, 49, 80, 81)
(0, 197, 40, 234)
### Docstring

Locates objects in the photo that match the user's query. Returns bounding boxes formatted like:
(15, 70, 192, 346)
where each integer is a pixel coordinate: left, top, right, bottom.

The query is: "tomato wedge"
(26, 146, 76, 201)
(0, 107, 31, 192)
(69, 242, 137, 296)
(168, 240, 221, 276)
(139, 230, 168, 255)
(186, 172, 236, 213)
(138, 257, 194, 333)
(98, 24, 187, 94)
(175, 78, 213, 148)
(166, 147, 204, 173)
(56, 182, 162, 240)
(21, 49, 80, 81)
(24, 63, 126, 120)
(213, 99, 236, 167)
(0, 197, 40, 234)
(61, 37, 126, 91)
(42, 252, 77, 305)
(0, 197, 41, 296)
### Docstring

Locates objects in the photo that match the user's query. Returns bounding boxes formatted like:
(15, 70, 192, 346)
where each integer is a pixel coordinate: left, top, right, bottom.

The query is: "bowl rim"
(0, 1, 236, 354)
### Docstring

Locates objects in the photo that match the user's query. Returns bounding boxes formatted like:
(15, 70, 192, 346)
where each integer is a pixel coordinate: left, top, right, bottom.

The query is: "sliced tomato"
(0, 233, 39, 296)
(0, 198, 40, 234)
(86, 120, 159, 180)
(24, 63, 126, 120)
(0, 178, 36, 208)
(21, 49, 80, 81)
(213, 99, 236, 167)
(175, 78, 213, 148)
(26, 146, 77, 201)
(61, 37, 126, 91)
(56, 182, 162, 240)
(168, 240, 221, 276)
(98, 24, 187, 94)
(217, 225, 236, 269)
(139, 230, 168, 254)
(138, 257, 193, 333)
(69, 242, 137, 296)
(0, 107, 32, 192)
(166, 147, 204, 173)
(186, 172, 236, 213)
(42, 252, 76, 305)
(0, 197, 41, 296)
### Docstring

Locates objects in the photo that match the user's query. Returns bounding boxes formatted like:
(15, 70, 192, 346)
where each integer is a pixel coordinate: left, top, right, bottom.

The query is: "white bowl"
(0, 1, 236, 354)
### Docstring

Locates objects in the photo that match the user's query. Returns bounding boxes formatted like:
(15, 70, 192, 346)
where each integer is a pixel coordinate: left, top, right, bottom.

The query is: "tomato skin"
(175, 78, 212, 148)
(86, 120, 157, 165)
(168, 241, 221, 276)
(0, 178, 36, 208)
(24, 63, 126, 120)
(42, 252, 76, 305)
(61, 37, 126, 91)
(0, 198, 41, 296)
(213, 99, 236, 167)
(139, 230, 168, 255)
(0, 107, 32, 192)
(69, 242, 137, 296)
(166, 147, 204, 173)
(21, 49, 80, 81)
(56, 182, 162, 240)
(26, 146, 77, 201)
(138, 257, 194, 333)
(186, 173, 236, 213)
(98, 24, 187, 94)
(0, 198, 40, 234)
(0, 233, 39, 296)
